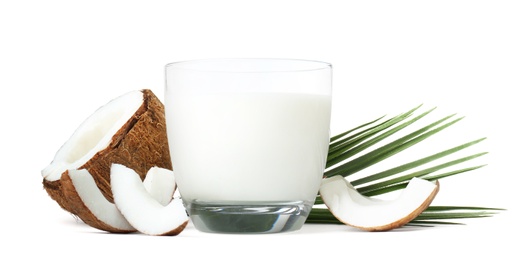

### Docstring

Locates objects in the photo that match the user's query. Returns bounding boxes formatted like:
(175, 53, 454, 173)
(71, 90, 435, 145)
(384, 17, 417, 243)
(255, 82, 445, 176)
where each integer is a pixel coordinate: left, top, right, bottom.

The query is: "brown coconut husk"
(42, 89, 172, 214)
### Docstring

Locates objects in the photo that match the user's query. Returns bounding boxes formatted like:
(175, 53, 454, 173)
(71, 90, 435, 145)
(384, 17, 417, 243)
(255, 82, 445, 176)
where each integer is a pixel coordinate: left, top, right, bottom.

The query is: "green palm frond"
(307, 105, 503, 226)
(307, 206, 502, 226)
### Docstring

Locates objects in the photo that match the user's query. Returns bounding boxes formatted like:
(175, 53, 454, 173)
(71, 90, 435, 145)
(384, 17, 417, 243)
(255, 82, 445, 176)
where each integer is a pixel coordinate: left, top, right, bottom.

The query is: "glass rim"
(165, 58, 332, 73)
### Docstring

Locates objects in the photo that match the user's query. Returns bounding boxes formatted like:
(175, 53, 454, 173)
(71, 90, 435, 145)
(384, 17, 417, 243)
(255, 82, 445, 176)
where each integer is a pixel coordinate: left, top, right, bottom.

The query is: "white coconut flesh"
(68, 166, 177, 232)
(41, 90, 144, 181)
(110, 164, 188, 236)
(319, 175, 439, 231)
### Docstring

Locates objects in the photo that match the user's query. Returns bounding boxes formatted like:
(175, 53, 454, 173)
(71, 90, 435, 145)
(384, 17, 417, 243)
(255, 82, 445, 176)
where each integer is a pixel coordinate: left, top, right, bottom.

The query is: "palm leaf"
(306, 206, 502, 226)
(325, 115, 462, 178)
(308, 105, 502, 226)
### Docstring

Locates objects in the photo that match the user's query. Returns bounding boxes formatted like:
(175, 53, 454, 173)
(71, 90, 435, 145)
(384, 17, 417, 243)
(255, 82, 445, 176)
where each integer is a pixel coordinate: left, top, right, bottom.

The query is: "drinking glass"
(165, 58, 332, 233)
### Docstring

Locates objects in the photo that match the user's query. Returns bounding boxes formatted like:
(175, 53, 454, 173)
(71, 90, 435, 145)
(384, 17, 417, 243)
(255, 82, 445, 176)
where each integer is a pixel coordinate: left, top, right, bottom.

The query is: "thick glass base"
(187, 200, 313, 233)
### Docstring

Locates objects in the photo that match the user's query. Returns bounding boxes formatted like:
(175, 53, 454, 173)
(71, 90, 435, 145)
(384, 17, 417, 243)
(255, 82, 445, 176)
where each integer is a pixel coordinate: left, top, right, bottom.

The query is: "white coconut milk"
(165, 92, 331, 204)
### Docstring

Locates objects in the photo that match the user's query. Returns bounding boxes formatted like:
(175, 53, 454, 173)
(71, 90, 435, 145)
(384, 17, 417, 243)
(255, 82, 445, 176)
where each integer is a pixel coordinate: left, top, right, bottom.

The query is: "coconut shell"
(43, 179, 70, 212)
(43, 89, 172, 214)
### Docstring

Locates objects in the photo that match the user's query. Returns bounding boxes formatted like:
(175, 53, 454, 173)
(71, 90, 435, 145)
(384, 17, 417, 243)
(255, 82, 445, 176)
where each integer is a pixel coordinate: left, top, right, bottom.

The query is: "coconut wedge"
(41, 89, 172, 213)
(61, 167, 177, 233)
(61, 169, 136, 233)
(319, 175, 439, 231)
(111, 164, 188, 236)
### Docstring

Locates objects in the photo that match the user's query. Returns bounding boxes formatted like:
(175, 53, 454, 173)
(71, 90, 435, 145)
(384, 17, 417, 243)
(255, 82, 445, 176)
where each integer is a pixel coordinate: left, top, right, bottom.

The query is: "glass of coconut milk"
(165, 58, 332, 233)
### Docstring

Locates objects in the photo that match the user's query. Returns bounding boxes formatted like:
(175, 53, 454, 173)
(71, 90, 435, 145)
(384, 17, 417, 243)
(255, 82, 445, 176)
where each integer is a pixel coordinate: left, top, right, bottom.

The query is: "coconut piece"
(61, 167, 177, 233)
(61, 169, 135, 233)
(41, 89, 172, 213)
(319, 175, 439, 231)
(111, 164, 188, 236)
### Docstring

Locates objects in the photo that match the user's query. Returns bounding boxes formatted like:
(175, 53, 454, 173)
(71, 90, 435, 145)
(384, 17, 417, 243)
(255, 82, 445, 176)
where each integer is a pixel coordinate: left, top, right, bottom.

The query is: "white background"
(1, 0, 525, 259)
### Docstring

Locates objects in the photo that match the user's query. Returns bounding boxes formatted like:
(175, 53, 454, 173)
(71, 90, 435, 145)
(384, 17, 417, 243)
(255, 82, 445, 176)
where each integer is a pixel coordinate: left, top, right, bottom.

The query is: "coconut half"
(41, 89, 172, 213)
(111, 164, 188, 236)
(319, 175, 439, 231)
(61, 166, 177, 233)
